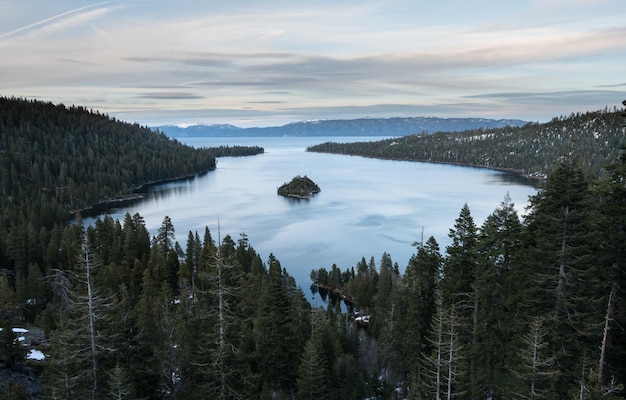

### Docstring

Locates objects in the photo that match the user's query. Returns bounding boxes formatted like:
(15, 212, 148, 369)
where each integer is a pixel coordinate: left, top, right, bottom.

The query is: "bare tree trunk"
(435, 302, 443, 400)
(446, 302, 457, 400)
(217, 249, 227, 400)
(557, 204, 569, 296)
(597, 281, 616, 387)
(84, 246, 99, 399)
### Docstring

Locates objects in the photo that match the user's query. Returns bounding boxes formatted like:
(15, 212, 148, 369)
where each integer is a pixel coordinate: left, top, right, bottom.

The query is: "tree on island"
(277, 175, 321, 199)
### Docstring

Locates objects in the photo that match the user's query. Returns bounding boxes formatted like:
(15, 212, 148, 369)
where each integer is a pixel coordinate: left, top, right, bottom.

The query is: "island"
(277, 175, 321, 199)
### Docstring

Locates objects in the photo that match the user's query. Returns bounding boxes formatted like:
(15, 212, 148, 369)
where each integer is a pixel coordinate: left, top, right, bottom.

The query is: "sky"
(1, 0, 625, 127)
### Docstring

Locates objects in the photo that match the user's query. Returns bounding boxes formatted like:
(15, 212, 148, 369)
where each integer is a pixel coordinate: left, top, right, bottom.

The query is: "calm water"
(93, 136, 538, 296)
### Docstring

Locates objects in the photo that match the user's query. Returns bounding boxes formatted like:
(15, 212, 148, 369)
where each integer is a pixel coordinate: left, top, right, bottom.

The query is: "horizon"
(154, 114, 532, 129)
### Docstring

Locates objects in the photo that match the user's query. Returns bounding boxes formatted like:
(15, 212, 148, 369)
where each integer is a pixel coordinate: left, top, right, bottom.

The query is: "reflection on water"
(486, 170, 541, 187)
(88, 136, 538, 301)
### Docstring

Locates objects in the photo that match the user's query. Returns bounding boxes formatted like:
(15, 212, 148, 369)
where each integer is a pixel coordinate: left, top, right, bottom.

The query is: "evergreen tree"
(371, 252, 398, 341)
(106, 363, 134, 400)
(595, 140, 626, 390)
(441, 203, 479, 394)
(188, 233, 250, 400)
(520, 157, 604, 396)
(43, 241, 115, 400)
(416, 291, 467, 400)
(474, 194, 522, 397)
(157, 215, 176, 257)
(184, 230, 201, 289)
(254, 254, 304, 397)
(394, 236, 442, 384)
(508, 317, 558, 400)
(296, 337, 328, 400)
(0, 275, 17, 321)
(135, 267, 181, 400)
(0, 382, 30, 400)
(442, 203, 478, 302)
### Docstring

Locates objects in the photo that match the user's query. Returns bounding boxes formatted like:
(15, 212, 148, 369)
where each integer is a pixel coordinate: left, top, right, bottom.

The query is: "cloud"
(3, 1, 625, 126)
(595, 82, 626, 88)
(0, 2, 118, 43)
(135, 92, 204, 100)
(464, 89, 626, 103)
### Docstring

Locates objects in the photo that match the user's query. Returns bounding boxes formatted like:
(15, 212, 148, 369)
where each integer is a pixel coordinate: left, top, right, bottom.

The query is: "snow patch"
(0, 327, 29, 333)
(27, 349, 45, 361)
(176, 122, 204, 128)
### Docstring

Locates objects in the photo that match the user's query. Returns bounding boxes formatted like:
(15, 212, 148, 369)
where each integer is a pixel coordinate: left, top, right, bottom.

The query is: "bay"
(92, 136, 538, 298)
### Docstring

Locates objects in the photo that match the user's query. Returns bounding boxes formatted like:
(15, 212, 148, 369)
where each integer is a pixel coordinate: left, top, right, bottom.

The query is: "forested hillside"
(0, 97, 216, 217)
(308, 107, 625, 181)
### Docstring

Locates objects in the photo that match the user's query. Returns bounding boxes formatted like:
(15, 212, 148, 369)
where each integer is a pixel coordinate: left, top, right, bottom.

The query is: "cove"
(88, 136, 538, 297)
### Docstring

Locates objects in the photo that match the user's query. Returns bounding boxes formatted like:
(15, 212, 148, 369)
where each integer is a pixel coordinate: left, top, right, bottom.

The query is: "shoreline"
(72, 167, 215, 218)
(307, 150, 544, 187)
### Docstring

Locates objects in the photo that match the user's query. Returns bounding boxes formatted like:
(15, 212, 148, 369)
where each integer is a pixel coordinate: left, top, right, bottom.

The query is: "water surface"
(94, 136, 538, 294)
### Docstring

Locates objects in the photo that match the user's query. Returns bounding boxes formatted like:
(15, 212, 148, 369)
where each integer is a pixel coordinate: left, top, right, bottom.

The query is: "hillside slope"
(308, 108, 625, 181)
(0, 97, 216, 229)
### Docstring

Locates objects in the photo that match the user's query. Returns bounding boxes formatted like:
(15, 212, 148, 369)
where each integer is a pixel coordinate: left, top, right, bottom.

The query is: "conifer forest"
(1, 97, 626, 399)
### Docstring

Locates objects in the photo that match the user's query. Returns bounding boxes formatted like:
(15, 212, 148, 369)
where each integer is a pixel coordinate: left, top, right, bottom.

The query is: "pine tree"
(509, 317, 558, 400)
(392, 236, 442, 382)
(254, 254, 302, 397)
(0, 275, 16, 321)
(136, 269, 182, 400)
(184, 230, 201, 289)
(474, 194, 522, 397)
(186, 232, 250, 400)
(416, 291, 466, 400)
(442, 203, 478, 303)
(43, 241, 115, 400)
(0, 382, 30, 400)
(296, 338, 328, 400)
(371, 252, 398, 346)
(521, 158, 604, 396)
(157, 216, 176, 256)
(595, 139, 626, 390)
(442, 203, 479, 395)
(106, 363, 134, 400)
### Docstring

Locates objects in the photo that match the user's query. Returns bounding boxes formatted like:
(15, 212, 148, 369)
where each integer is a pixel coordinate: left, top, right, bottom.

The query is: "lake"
(92, 136, 538, 298)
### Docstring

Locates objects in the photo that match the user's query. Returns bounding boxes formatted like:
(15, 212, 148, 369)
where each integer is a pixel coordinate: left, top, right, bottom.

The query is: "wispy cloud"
(596, 82, 626, 88)
(135, 92, 204, 100)
(0, 2, 117, 43)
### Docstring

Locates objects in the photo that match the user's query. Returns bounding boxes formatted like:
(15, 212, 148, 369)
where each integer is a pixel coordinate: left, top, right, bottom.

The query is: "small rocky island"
(277, 175, 321, 199)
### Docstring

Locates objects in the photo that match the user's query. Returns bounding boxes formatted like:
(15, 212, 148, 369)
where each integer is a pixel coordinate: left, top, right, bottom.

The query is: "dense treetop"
(277, 175, 321, 199)
(308, 107, 625, 182)
(0, 97, 217, 216)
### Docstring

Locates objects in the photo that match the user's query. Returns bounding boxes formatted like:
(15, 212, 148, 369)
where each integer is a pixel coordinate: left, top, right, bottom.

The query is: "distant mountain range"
(155, 117, 529, 138)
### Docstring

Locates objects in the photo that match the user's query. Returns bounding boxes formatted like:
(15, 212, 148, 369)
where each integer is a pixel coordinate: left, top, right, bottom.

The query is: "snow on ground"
(0, 327, 29, 333)
(27, 349, 46, 361)
(1, 327, 47, 360)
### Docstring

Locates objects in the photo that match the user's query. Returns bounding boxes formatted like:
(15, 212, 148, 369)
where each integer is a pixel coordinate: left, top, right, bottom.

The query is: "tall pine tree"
(520, 158, 604, 396)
